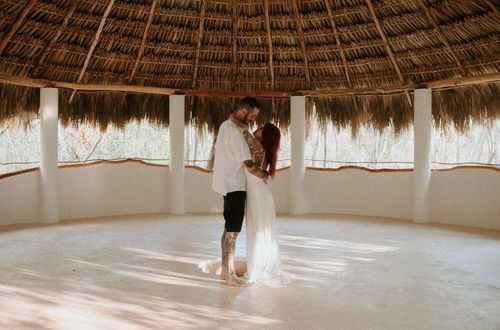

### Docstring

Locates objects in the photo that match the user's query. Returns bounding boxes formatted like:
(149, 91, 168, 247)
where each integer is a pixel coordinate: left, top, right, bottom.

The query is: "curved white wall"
(0, 164, 499, 230)
(430, 169, 500, 229)
(58, 163, 170, 220)
(0, 171, 38, 225)
(304, 169, 413, 220)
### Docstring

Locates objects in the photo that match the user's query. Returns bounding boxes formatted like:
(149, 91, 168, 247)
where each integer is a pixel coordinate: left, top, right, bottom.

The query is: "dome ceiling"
(0, 0, 498, 95)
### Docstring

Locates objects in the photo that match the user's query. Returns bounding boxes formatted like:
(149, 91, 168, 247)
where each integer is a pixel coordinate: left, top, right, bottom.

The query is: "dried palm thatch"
(185, 96, 290, 134)
(307, 92, 413, 136)
(308, 82, 499, 136)
(0, 0, 498, 131)
(0, 83, 39, 126)
(432, 82, 499, 131)
(58, 89, 169, 130)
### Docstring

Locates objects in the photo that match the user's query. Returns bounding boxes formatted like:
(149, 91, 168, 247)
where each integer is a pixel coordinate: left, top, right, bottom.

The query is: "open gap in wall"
(58, 120, 170, 166)
(306, 95, 414, 170)
(0, 118, 40, 175)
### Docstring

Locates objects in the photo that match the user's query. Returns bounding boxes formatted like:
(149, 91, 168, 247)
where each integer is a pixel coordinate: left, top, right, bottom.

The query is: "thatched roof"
(0, 0, 498, 131)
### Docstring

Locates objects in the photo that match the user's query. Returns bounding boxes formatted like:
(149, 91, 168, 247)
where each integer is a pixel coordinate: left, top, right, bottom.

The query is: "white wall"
(58, 162, 169, 220)
(0, 171, 39, 226)
(0, 163, 499, 230)
(304, 169, 414, 220)
(430, 169, 500, 230)
(185, 167, 221, 213)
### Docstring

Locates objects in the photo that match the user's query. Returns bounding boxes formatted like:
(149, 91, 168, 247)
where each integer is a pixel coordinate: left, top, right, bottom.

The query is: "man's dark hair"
(235, 96, 260, 112)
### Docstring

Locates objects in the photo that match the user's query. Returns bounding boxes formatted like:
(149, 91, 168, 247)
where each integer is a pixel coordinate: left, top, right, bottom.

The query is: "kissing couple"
(200, 96, 291, 287)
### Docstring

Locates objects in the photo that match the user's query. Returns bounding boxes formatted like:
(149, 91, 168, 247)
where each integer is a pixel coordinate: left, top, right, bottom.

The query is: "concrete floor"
(0, 214, 499, 330)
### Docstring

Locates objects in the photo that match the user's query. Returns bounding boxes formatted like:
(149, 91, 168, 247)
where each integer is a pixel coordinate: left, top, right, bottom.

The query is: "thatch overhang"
(0, 0, 498, 132)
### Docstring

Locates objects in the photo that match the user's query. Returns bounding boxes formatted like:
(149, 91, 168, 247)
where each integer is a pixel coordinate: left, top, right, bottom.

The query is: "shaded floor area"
(0, 214, 499, 329)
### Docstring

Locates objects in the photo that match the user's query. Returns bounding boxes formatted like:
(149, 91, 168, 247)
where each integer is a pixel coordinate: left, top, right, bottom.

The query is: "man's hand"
(262, 170, 269, 183)
(243, 160, 269, 180)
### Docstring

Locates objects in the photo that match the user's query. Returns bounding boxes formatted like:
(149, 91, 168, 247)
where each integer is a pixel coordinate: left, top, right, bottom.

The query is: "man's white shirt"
(212, 119, 251, 196)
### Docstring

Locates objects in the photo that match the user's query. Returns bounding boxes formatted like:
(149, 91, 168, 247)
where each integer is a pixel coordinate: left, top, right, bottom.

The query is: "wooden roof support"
(416, 0, 467, 77)
(1, 72, 498, 98)
(230, 0, 239, 91)
(118, 0, 158, 107)
(127, 0, 158, 84)
(0, 74, 175, 95)
(483, 0, 498, 15)
(191, 0, 208, 89)
(364, 0, 412, 106)
(291, 0, 312, 88)
(299, 72, 500, 96)
(69, 0, 115, 103)
(323, 0, 352, 88)
(424, 72, 500, 89)
(0, 0, 38, 56)
(263, 0, 275, 90)
(31, 1, 78, 77)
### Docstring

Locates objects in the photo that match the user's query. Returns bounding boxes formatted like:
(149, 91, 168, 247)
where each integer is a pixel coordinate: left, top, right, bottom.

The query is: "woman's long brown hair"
(261, 123, 281, 178)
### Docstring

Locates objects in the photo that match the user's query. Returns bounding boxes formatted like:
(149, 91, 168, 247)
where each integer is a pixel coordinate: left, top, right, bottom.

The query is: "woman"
(242, 123, 291, 287)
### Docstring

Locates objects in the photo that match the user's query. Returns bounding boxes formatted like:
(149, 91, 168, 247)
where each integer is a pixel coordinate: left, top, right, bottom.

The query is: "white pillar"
(289, 96, 307, 215)
(38, 88, 59, 223)
(413, 88, 432, 223)
(169, 95, 185, 214)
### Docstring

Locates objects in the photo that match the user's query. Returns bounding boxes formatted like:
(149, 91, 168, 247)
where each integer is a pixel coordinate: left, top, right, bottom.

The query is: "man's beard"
(242, 113, 249, 125)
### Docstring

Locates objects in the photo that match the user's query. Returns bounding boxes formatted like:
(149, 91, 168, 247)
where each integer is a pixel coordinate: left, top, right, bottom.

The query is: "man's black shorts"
(223, 191, 246, 232)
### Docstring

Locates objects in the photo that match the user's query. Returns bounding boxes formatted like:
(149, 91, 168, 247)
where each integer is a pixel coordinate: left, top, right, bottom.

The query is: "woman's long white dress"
(242, 171, 290, 287)
(198, 173, 290, 287)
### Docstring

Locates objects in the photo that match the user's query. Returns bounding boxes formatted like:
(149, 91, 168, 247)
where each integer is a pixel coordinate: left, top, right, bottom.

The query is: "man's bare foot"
(225, 276, 252, 287)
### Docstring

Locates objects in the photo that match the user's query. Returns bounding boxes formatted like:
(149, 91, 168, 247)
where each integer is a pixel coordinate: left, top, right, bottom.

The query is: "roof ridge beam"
(416, 0, 467, 77)
(191, 0, 208, 89)
(364, 0, 412, 106)
(0, 0, 38, 56)
(291, 0, 312, 88)
(323, 0, 352, 88)
(69, 0, 116, 104)
(2, 73, 498, 96)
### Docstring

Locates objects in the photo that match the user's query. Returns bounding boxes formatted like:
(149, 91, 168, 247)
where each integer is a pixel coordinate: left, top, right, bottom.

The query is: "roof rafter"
(482, 0, 498, 14)
(69, 0, 115, 104)
(0, 0, 38, 56)
(364, 0, 412, 106)
(291, 0, 312, 88)
(323, 0, 352, 88)
(230, 0, 239, 91)
(263, 0, 275, 91)
(31, 1, 79, 78)
(416, 0, 467, 77)
(191, 0, 208, 89)
(128, 0, 158, 84)
(118, 0, 158, 108)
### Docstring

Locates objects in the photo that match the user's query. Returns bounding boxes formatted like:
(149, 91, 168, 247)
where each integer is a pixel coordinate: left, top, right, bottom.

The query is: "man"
(212, 96, 269, 286)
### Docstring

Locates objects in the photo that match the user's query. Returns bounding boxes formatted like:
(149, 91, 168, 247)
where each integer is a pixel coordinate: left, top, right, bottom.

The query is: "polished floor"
(0, 214, 499, 330)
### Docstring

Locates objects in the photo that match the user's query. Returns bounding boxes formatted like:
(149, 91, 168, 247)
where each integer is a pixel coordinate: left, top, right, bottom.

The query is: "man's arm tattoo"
(243, 160, 268, 179)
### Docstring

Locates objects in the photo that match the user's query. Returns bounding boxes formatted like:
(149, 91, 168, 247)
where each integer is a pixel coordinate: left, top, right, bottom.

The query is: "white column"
(413, 88, 432, 223)
(289, 96, 307, 215)
(39, 88, 59, 223)
(169, 95, 185, 214)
